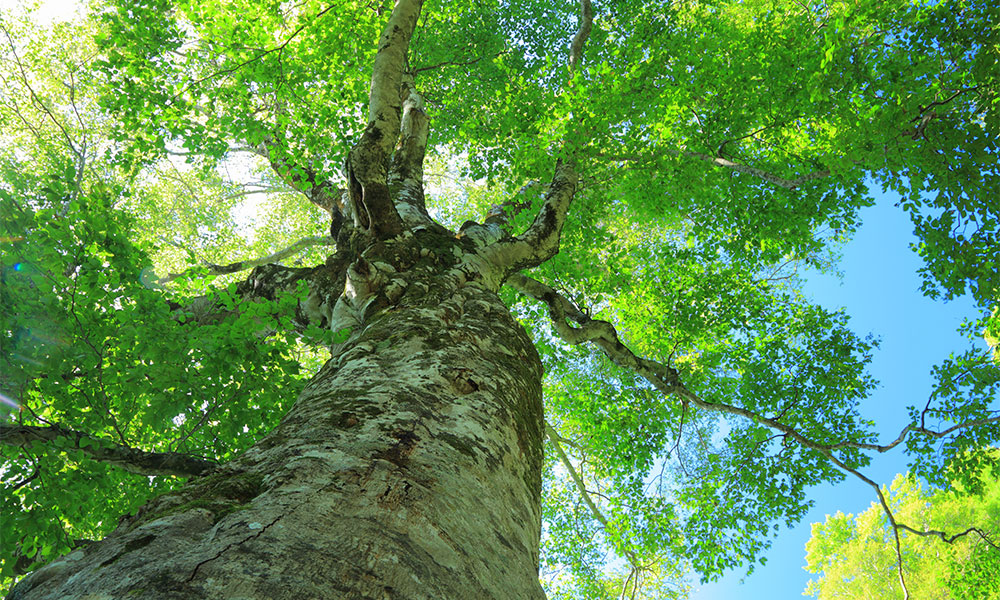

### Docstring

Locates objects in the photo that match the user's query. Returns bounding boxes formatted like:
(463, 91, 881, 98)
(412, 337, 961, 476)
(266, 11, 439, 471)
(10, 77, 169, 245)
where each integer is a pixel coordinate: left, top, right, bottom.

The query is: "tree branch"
(510, 271, 996, 599)
(596, 148, 831, 190)
(496, 159, 579, 269)
(485, 0, 592, 272)
(567, 0, 593, 71)
(251, 140, 349, 236)
(546, 422, 609, 528)
(345, 0, 425, 239)
(387, 79, 433, 227)
(449, 181, 541, 249)
(169, 4, 338, 103)
(506, 273, 682, 390)
(0, 424, 217, 478)
(485, 180, 541, 229)
(0, 24, 80, 161)
(163, 260, 348, 342)
(546, 421, 646, 575)
(157, 236, 335, 284)
(895, 523, 998, 548)
(683, 150, 831, 189)
(1, 22, 87, 204)
(512, 273, 999, 455)
(409, 50, 510, 74)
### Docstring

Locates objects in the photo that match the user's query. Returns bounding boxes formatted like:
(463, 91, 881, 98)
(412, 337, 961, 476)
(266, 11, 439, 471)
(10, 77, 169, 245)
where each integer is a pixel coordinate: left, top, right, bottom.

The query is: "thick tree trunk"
(9, 233, 547, 599)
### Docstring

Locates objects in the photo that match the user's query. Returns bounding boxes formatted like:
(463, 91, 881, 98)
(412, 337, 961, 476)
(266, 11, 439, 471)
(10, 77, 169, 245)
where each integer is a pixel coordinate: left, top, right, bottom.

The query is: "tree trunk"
(9, 232, 547, 600)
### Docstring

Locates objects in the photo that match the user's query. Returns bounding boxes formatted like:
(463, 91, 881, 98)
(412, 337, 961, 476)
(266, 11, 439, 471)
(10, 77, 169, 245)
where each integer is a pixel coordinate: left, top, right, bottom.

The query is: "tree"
(1, 0, 998, 598)
(805, 463, 1000, 600)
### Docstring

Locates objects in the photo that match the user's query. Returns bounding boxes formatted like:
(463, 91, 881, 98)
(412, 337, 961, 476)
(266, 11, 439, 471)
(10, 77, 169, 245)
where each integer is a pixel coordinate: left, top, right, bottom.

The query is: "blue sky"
(690, 191, 981, 599)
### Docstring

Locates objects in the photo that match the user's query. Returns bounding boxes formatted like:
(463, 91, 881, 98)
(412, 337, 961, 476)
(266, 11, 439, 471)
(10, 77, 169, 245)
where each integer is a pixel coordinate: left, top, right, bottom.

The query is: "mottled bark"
(4, 2, 603, 596)
(389, 81, 433, 229)
(345, 0, 424, 239)
(8, 231, 546, 600)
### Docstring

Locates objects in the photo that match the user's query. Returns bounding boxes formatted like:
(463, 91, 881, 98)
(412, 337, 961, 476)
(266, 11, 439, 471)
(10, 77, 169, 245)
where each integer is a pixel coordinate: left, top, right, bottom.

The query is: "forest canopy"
(806, 461, 1000, 600)
(1, 0, 998, 597)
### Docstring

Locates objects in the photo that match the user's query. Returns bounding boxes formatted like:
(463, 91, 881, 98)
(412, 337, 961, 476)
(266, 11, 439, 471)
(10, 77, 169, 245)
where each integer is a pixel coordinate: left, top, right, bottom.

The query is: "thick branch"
(0, 424, 217, 478)
(500, 160, 579, 269)
(452, 181, 541, 249)
(826, 415, 1000, 454)
(485, 181, 540, 229)
(253, 141, 349, 236)
(388, 80, 431, 226)
(234, 262, 347, 333)
(567, 0, 593, 70)
(512, 273, 999, 456)
(485, 0, 592, 272)
(345, 0, 425, 239)
(158, 236, 335, 284)
(364, 0, 424, 158)
(166, 262, 347, 341)
(506, 273, 681, 388)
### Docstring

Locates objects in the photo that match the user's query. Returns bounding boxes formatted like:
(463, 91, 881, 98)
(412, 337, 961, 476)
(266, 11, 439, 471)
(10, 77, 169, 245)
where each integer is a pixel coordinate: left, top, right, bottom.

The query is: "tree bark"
(8, 231, 547, 600)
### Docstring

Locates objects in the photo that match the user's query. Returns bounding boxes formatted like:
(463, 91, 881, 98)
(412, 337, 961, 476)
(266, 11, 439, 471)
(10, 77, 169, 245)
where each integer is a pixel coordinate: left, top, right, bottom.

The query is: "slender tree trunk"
(9, 232, 547, 599)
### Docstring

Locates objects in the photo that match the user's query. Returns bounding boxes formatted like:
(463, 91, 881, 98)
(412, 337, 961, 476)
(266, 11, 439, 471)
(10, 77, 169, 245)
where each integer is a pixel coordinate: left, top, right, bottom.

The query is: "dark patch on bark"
(443, 367, 479, 394)
(377, 480, 412, 509)
(494, 530, 514, 551)
(436, 432, 484, 459)
(121, 469, 268, 533)
(333, 412, 359, 428)
(363, 292, 391, 321)
(375, 429, 420, 468)
(98, 534, 156, 568)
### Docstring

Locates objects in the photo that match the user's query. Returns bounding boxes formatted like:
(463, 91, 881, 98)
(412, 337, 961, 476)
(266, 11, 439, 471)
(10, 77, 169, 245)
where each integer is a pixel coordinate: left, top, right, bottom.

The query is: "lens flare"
(0, 393, 20, 410)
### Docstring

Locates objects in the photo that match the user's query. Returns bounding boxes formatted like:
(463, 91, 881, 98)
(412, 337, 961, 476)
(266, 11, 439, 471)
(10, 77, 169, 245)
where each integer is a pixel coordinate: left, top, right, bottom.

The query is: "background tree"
(805, 462, 1000, 600)
(1, 0, 998, 598)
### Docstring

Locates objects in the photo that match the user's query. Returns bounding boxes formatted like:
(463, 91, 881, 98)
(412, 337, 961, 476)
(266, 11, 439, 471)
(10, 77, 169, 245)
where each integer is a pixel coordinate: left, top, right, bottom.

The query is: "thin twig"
(170, 4, 337, 102)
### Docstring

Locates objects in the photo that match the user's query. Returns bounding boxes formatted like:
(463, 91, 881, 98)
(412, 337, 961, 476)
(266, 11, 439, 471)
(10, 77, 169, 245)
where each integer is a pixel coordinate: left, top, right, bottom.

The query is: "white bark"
(390, 82, 433, 229)
(346, 0, 425, 238)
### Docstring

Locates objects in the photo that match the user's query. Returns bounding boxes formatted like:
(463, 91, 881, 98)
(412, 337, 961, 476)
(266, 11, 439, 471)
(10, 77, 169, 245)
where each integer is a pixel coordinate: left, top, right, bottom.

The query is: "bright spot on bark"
(248, 522, 263, 530)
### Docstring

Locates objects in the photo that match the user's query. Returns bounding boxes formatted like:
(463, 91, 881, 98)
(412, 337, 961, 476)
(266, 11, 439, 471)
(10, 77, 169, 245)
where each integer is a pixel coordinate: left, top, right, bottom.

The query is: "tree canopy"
(806, 462, 1000, 599)
(1, 0, 998, 597)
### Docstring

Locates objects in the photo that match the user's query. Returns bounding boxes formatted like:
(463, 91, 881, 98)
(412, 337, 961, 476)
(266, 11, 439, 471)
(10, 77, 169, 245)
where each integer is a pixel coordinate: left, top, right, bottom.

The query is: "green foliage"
(2, 0, 999, 596)
(0, 12, 308, 586)
(805, 460, 1000, 599)
(0, 167, 305, 584)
